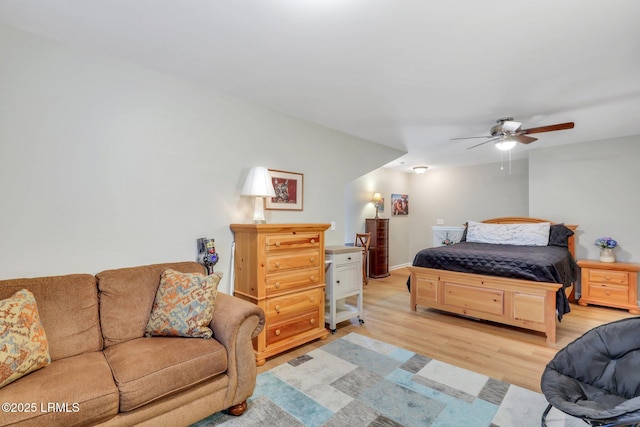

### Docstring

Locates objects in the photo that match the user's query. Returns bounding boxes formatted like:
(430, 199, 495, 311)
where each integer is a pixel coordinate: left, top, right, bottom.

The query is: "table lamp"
(241, 166, 276, 224)
(372, 192, 383, 218)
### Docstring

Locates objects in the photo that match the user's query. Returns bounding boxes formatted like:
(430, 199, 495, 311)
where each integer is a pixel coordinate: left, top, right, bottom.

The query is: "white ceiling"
(2, 0, 640, 172)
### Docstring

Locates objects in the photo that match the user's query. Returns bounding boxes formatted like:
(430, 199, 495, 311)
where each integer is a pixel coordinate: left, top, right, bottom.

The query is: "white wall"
(529, 136, 640, 262)
(408, 159, 529, 259)
(0, 24, 404, 291)
(344, 160, 529, 269)
(349, 138, 640, 271)
(344, 168, 412, 268)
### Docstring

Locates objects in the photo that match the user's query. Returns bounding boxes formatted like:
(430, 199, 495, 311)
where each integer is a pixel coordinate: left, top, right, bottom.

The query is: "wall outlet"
(436, 218, 445, 225)
(330, 221, 336, 230)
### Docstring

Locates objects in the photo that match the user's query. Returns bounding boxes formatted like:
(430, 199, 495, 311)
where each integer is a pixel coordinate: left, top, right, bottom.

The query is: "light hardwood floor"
(258, 267, 635, 393)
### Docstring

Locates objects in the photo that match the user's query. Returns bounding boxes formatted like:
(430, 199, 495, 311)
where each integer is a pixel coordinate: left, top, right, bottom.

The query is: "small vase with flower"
(595, 237, 618, 263)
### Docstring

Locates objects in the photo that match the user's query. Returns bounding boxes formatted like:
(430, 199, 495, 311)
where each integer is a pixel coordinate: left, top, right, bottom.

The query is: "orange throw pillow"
(0, 289, 51, 388)
(145, 269, 221, 338)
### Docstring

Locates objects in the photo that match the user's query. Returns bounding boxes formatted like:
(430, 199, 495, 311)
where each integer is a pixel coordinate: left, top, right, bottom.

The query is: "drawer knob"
(275, 262, 281, 268)
(606, 291, 611, 295)
(275, 242, 281, 247)
(310, 257, 315, 263)
(310, 239, 316, 244)
(310, 276, 318, 282)
(309, 318, 315, 325)
(275, 305, 281, 313)
(605, 275, 611, 281)
(275, 282, 281, 289)
(310, 296, 315, 303)
(347, 256, 352, 260)
(275, 329, 281, 336)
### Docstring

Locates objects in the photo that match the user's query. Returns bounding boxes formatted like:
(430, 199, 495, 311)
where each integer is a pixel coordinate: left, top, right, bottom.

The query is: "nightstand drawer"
(589, 269, 629, 285)
(331, 252, 361, 266)
(587, 283, 628, 303)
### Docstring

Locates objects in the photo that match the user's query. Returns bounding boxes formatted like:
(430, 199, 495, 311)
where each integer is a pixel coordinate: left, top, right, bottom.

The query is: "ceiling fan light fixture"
(494, 139, 517, 151)
(413, 166, 429, 174)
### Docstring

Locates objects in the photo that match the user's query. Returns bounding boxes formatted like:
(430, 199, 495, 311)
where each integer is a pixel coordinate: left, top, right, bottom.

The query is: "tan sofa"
(0, 261, 265, 427)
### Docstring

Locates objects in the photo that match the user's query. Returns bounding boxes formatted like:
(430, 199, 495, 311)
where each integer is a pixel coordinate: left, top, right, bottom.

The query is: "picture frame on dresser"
(266, 169, 303, 211)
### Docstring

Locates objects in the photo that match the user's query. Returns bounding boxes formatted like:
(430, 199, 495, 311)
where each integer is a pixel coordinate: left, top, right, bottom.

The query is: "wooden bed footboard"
(408, 266, 562, 343)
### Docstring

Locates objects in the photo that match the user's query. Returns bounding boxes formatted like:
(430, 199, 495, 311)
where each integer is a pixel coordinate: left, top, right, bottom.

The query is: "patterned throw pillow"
(145, 269, 222, 339)
(0, 289, 51, 388)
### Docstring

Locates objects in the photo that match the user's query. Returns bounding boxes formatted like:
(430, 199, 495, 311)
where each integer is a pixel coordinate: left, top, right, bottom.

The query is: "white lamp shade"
(413, 166, 428, 174)
(494, 139, 517, 151)
(241, 167, 276, 197)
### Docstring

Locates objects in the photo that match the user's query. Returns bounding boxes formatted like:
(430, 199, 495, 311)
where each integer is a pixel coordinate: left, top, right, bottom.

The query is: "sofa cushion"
(104, 336, 227, 412)
(0, 289, 51, 388)
(0, 351, 119, 426)
(0, 274, 102, 361)
(145, 269, 222, 339)
(97, 262, 206, 347)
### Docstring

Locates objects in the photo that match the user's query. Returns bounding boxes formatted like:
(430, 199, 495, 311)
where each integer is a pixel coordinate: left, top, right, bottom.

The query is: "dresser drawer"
(265, 268, 322, 296)
(331, 252, 361, 266)
(266, 251, 321, 273)
(265, 288, 323, 318)
(265, 308, 321, 346)
(588, 269, 629, 285)
(265, 233, 321, 252)
(587, 283, 629, 303)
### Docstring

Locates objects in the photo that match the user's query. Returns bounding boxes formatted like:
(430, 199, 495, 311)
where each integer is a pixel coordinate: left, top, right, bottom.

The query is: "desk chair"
(355, 233, 371, 286)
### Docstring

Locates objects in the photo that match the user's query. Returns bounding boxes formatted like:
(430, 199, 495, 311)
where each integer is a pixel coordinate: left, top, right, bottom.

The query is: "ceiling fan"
(451, 117, 575, 150)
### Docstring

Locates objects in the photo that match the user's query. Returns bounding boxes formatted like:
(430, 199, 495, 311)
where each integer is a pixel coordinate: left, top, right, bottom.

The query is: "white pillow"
(466, 221, 551, 246)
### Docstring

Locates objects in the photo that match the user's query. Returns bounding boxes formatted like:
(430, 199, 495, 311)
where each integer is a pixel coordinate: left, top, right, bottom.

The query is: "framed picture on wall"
(266, 169, 304, 211)
(391, 193, 409, 215)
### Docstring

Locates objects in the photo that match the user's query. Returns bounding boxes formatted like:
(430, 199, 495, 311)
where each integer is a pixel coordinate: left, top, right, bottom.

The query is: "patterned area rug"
(191, 333, 582, 427)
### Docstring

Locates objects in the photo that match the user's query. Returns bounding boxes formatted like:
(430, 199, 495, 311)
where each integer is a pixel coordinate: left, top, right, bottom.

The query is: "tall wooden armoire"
(365, 218, 389, 278)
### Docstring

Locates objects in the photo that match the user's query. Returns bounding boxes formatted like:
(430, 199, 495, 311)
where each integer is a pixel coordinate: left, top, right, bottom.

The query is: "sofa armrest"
(210, 292, 265, 408)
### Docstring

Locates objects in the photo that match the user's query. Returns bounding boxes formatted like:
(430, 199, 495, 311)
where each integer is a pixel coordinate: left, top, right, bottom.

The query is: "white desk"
(324, 246, 364, 333)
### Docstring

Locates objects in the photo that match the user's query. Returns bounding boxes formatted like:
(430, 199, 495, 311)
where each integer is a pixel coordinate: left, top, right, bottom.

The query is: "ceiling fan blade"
(513, 135, 538, 144)
(466, 138, 499, 150)
(450, 135, 492, 140)
(521, 122, 574, 135)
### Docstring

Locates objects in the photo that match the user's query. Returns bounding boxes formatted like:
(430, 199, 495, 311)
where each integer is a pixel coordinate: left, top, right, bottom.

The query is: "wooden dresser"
(365, 218, 389, 278)
(577, 259, 640, 314)
(230, 223, 330, 365)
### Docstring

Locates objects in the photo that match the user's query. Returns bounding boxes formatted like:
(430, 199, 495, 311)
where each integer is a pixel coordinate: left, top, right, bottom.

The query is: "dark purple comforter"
(411, 242, 578, 318)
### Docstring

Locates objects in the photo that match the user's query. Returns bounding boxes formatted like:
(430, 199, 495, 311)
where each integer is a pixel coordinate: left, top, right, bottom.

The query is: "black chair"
(541, 317, 640, 427)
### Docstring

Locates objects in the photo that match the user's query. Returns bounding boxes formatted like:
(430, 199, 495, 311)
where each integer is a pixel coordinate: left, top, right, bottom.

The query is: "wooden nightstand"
(577, 260, 640, 314)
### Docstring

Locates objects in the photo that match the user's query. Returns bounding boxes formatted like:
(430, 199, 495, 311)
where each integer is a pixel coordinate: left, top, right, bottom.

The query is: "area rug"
(191, 333, 581, 427)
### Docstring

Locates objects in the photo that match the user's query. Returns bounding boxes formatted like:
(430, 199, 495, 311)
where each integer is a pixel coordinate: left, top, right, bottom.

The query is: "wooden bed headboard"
(481, 217, 578, 258)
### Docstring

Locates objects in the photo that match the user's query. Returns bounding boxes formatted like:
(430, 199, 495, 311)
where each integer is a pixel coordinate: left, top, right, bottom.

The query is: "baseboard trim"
(390, 263, 411, 271)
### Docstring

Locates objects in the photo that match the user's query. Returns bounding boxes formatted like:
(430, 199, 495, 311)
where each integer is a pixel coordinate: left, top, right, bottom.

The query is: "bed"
(408, 217, 578, 343)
